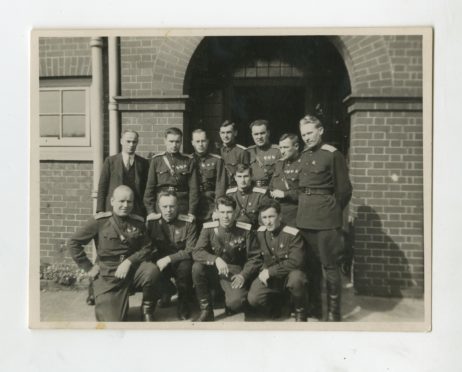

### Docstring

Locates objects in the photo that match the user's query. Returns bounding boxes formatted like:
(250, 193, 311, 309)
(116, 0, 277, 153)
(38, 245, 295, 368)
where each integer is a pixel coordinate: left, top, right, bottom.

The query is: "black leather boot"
(197, 298, 214, 322)
(86, 280, 95, 306)
(293, 297, 307, 322)
(177, 294, 191, 320)
(326, 282, 341, 322)
(141, 301, 156, 322)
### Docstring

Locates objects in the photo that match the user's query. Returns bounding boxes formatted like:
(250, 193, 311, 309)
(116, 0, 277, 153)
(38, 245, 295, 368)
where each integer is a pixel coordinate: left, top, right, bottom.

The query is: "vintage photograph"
(29, 28, 432, 330)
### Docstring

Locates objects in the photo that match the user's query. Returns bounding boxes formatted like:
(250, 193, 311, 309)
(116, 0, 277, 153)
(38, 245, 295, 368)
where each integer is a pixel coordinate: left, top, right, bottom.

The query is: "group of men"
(69, 115, 352, 323)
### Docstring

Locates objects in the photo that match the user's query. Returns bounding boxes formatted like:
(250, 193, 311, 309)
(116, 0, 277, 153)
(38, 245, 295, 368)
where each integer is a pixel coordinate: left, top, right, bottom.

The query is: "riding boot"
(141, 301, 156, 322)
(293, 296, 307, 322)
(326, 281, 341, 322)
(86, 279, 95, 306)
(197, 297, 214, 322)
(177, 290, 191, 320)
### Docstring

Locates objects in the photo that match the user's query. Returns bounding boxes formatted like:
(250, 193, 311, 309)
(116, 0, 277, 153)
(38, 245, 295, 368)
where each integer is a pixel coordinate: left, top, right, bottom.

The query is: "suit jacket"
(96, 153, 149, 217)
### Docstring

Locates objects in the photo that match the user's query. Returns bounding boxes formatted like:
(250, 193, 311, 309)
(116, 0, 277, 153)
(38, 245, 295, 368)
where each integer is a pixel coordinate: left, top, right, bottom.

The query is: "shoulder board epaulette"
(178, 214, 194, 223)
(283, 226, 300, 236)
(321, 144, 337, 152)
(129, 214, 145, 222)
(203, 221, 219, 229)
(146, 213, 162, 221)
(226, 187, 238, 194)
(247, 145, 256, 149)
(236, 144, 247, 150)
(94, 211, 112, 220)
(209, 153, 222, 159)
(271, 144, 280, 149)
(236, 221, 251, 231)
(253, 187, 267, 194)
(258, 226, 267, 232)
(152, 151, 165, 158)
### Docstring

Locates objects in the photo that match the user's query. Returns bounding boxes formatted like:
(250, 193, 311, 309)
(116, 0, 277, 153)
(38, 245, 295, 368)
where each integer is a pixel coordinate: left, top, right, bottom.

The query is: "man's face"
(120, 132, 138, 155)
(191, 132, 209, 154)
(111, 188, 134, 217)
(165, 134, 182, 153)
(300, 123, 323, 150)
(235, 169, 251, 190)
(219, 126, 237, 145)
(216, 204, 235, 228)
(279, 137, 299, 160)
(158, 195, 178, 222)
(260, 207, 281, 232)
(251, 124, 270, 147)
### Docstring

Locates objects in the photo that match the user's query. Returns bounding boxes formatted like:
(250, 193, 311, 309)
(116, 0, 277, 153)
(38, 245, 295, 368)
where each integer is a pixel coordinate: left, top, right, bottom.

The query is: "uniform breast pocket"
(309, 164, 329, 174)
(203, 169, 216, 179)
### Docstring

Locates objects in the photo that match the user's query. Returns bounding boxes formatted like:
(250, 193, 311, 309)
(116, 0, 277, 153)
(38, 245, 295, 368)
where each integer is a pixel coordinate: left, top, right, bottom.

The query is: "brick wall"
(40, 161, 93, 265)
(348, 110, 424, 297)
(39, 37, 92, 77)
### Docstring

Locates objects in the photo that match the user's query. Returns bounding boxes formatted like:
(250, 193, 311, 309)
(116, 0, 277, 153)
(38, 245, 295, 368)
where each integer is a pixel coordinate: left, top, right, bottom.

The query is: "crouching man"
(68, 185, 159, 322)
(146, 191, 198, 320)
(192, 196, 261, 321)
(247, 200, 308, 322)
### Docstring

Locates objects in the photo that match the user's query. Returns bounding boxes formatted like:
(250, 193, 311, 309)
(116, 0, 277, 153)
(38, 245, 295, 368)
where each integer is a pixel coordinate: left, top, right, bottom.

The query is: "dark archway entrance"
(184, 36, 351, 154)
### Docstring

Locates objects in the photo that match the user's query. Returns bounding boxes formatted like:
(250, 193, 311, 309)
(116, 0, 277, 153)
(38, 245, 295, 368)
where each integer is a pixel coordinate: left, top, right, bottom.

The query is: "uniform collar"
(303, 142, 323, 153)
(238, 186, 252, 194)
(195, 151, 208, 159)
(222, 142, 235, 150)
(267, 223, 284, 237)
(257, 143, 271, 151)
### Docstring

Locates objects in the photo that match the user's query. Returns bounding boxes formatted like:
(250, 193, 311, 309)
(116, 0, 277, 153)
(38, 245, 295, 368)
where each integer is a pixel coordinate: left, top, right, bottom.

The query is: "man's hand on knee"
(115, 259, 132, 279)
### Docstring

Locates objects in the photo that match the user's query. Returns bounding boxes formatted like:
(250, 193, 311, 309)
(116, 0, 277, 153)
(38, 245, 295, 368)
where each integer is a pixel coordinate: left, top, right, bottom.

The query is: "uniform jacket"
(68, 212, 152, 296)
(226, 186, 270, 227)
(296, 143, 352, 230)
(269, 153, 303, 225)
(256, 224, 305, 278)
(147, 213, 198, 264)
(144, 152, 199, 215)
(192, 221, 261, 281)
(96, 153, 149, 216)
(247, 144, 281, 185)
(219, 143, 249, 184)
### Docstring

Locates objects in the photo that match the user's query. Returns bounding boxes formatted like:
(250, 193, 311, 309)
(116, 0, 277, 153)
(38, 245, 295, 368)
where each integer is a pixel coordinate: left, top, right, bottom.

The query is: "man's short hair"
(235, 163, 252, 175)
(112, 185, 134, 198)
(279, 133, 299, 145)
(259, 199, 281, 215)
(157, 191, 178, 203)
(192, 128, 207, 138)
(220, 120, 237, 131)
(299, 115, 323, 128)
(164, 127, 183, 138)
(215, 195, 236, 210)
(121, 129, 139, 139)
(249, 119, 270, 131)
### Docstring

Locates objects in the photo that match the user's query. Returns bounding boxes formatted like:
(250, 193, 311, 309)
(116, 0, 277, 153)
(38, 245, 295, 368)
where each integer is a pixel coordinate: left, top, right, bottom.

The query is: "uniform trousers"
(94, 261, 159, 322)
(192, 262, 248, 312)
(158, 259, 193, 300)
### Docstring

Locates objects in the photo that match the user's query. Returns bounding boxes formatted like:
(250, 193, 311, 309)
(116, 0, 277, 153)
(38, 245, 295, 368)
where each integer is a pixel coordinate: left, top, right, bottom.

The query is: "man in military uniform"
(226, 164, 270, 228)
(68, 185, 159, 322)
(218, 120, 250, 186)
(247, 200, 308, 322)
(144, 127, 199, 218)
(147, 191, 198, 320)
(190, 129, 227, 225)
(296, 114, 352, 321)
(269, 133, 303, 226)
(247, 119, 281, 187)
(192, 196, 261, 321)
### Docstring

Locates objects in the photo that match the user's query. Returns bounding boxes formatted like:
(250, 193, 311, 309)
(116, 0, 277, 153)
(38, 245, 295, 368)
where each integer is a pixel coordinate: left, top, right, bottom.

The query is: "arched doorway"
(183, 36, 351, 154)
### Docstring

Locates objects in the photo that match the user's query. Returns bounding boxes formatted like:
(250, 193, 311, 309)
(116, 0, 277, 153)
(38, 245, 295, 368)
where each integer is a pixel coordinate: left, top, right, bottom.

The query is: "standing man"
(97, 129, 149, 217)
(269, 133, 303, 226)
(192, 196, 261, 321)
(247, 119, 281, 188)
(147, 191, 198, 320)
(218, 120, 250, 186)
(190, 129, 227, 224)
(247, 200, 308, 322)
(226, 164, 270, 228)
(68, 185, 159, 322)
(297, 114, 352, 321)
(144, 127, 199, 218)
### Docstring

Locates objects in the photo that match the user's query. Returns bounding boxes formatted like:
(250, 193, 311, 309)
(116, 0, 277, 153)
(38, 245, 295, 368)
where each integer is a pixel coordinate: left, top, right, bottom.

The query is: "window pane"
(40, 91, 60, 114)
(40, 115, 60, 137)
(62, 90, 86, 113)
(62, 115, 85, 137)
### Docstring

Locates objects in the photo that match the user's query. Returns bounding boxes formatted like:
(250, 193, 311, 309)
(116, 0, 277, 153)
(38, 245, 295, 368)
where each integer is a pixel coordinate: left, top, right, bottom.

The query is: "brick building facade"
(37, 34, 425, 297)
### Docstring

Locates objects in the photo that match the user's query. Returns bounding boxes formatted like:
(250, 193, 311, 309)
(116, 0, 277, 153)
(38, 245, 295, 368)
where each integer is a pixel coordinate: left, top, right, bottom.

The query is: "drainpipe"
(108, 37, 120, 155)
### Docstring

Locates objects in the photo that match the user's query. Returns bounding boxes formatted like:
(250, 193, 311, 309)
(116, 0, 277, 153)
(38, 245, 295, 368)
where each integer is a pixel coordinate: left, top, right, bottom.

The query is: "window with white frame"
(39, 86, 90, 146)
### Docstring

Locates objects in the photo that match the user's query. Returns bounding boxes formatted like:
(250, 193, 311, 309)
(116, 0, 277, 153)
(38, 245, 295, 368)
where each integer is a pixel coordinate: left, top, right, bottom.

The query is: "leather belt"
(199, 183, 215, 192)
(159, 186, 187, 193)
(302, 188, 333, 195)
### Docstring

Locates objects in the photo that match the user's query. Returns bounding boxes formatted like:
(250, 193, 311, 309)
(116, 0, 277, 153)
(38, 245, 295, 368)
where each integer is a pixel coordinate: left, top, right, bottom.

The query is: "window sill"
(40, 147, 94, 161)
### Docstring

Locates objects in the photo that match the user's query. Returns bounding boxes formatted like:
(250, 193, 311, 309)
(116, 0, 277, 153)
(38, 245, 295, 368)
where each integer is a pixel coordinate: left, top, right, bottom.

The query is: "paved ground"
(40, 281, 424, 323)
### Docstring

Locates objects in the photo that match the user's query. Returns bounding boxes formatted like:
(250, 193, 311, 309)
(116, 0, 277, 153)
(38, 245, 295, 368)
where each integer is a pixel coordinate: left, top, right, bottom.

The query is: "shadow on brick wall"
(351, 205, 418, 303)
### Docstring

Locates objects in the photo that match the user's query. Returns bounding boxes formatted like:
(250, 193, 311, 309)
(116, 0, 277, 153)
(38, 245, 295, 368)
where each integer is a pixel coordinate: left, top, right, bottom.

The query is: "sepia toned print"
(29, 28, 432, 330)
